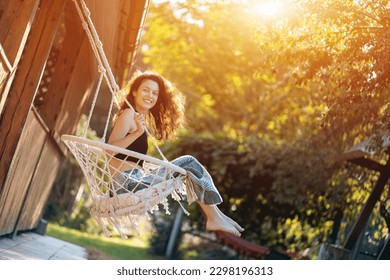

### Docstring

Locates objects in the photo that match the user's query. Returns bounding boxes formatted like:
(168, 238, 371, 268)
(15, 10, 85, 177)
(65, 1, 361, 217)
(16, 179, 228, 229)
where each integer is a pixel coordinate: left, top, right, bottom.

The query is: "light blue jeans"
(112, 155, 222, 205)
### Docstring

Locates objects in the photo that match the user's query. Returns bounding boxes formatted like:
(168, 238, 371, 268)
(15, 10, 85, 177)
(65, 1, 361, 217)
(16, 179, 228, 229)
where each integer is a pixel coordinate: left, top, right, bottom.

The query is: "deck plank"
(0, 232, 87, 260)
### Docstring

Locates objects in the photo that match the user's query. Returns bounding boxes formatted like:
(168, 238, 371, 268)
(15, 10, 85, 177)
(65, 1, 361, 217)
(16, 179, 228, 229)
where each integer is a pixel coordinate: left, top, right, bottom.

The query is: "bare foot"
(206, 221, 240, 236)
(215, 206, 244, 232)
(198, 203, 243, 236)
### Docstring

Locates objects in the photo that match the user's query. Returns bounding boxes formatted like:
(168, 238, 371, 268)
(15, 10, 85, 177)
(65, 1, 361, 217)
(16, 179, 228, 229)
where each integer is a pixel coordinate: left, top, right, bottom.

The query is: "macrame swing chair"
(61, 0, 190, 239)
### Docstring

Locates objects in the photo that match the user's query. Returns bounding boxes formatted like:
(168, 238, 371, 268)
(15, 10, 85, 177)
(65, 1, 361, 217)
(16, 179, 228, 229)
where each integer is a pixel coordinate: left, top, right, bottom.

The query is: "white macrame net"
(62, 135, 188, 238)
(61, 0, 189, 238)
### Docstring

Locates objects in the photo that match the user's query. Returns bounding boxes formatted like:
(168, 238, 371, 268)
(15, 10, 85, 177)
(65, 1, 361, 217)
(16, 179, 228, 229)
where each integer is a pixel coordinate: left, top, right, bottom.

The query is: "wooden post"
(0, 0, 40, 116)
(165, 207, 184, 259)
(0, 0, 66, 192)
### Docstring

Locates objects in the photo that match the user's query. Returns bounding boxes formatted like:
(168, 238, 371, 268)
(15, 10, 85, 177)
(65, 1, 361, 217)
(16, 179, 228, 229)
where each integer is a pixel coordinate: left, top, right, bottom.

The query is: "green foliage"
(256, 0, 389, 148)
(161, 134, 340, 250)
(139, 0, 390, 255)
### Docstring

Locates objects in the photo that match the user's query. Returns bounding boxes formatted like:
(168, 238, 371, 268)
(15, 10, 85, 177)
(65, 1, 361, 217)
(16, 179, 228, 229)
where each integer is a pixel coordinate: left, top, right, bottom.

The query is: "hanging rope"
(83, 70, 104, 138)
(61, 0, 189, 238)
(73, 0, 168, 161)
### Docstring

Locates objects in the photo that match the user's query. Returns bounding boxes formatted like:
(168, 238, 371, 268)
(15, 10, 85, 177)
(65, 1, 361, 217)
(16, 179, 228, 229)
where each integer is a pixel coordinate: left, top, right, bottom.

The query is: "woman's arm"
(107, 108, 144, 149)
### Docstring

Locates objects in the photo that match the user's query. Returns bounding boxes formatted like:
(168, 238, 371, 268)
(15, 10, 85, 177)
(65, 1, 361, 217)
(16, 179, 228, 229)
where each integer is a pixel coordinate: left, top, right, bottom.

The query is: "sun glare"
(253, 1, 284, 17)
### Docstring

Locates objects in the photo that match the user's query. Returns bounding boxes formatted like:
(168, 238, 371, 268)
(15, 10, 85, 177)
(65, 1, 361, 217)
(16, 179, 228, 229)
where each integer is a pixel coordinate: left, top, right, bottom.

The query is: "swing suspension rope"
(61, 0, 189, 238)
(73, 0, 167, 161)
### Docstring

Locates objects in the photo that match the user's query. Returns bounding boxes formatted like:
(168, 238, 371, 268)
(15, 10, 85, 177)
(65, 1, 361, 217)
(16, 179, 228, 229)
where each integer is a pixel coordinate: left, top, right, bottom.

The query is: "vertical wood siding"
(17, 136, 62, 231)
(0, 0, 66, 192)
(0, 110, 47, 235)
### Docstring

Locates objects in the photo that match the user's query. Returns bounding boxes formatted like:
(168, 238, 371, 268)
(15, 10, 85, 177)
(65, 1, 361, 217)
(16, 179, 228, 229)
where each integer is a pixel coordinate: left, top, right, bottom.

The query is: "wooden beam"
(0, 0, 39, 116)
(344, 157, 390, 250)
(53, 36, 94, 137)
(0, 0, 66, 192)
(38, 3, 85, 131)
(116, 0, 149, 85)
(348, 158, 385, 173)
(0, 0, 40, 64)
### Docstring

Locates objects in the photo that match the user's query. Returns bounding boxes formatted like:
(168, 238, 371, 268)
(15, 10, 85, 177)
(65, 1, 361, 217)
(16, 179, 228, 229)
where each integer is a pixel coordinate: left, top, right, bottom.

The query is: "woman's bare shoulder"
(120, 108, 135, 116)
(117, 108, 135, 120)
(113, 108, 135, 127)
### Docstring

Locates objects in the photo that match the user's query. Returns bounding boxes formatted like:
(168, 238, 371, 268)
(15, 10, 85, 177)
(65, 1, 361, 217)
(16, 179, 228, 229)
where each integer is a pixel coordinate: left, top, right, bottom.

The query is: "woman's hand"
(134, 113, 145, 135)
(107, 109, 145, 149)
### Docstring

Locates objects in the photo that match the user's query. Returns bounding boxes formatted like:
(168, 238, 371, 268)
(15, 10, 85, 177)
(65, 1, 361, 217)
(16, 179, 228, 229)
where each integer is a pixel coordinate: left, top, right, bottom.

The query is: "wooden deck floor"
(0, 232, 88, 260)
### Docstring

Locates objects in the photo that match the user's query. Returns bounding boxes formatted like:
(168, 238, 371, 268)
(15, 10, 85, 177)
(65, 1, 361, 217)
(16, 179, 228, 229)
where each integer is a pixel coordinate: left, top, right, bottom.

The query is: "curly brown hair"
(117, 70, 185, 140)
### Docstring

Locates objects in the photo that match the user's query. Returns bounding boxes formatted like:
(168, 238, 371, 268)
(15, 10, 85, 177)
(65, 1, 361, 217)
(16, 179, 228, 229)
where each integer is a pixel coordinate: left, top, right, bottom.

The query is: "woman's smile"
(134, 79, 159, 113)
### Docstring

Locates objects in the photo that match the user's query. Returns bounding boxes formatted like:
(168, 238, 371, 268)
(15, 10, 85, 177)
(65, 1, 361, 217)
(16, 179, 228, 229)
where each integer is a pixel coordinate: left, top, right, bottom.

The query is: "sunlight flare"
(253, 1, 284, 17)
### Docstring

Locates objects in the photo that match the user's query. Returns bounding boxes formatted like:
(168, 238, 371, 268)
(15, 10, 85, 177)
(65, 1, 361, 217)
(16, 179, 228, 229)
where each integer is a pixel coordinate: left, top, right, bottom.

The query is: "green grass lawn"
(47, 223, 164, 260)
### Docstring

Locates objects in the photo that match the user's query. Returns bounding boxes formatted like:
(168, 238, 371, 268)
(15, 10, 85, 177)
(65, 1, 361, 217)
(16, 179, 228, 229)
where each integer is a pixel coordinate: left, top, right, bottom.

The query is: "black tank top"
(114, 131, 148, 165)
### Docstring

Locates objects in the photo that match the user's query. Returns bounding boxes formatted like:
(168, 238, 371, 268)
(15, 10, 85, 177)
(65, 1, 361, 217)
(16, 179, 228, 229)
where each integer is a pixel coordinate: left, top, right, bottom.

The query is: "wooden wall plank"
(53, 36, 94, 136)
(85, 0, 120, 77)
(38, 3, 85, 131)
(17, 137, 62, 231)
(0, 0, 39, 64)
(0, 0, 66, 192)
(0, 0, 9, 18)
(117, 0, 148, 86)
(0, 0, 39, 116)
(0, 110, 47, 235)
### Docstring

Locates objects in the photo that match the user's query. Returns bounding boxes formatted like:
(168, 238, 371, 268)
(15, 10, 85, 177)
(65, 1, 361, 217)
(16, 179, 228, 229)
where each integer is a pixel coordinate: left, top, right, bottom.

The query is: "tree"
(139, 0, 389, 254)
(257, 0, 389, 148)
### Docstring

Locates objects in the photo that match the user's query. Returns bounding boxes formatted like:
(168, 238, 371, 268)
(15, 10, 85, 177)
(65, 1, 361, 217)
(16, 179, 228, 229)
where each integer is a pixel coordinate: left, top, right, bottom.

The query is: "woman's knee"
(174, 155, 196, 162)
(172, 155, 202, 170)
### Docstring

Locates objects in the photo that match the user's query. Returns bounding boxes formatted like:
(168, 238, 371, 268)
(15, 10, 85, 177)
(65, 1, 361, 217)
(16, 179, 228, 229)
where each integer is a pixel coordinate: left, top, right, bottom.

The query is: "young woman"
(108, 70, 244, 236)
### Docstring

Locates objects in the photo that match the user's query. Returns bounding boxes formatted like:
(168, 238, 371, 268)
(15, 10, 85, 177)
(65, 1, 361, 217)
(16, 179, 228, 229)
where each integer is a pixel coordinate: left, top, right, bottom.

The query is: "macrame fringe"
(89, 177, 189, 238)
(184, 174, 201, 205)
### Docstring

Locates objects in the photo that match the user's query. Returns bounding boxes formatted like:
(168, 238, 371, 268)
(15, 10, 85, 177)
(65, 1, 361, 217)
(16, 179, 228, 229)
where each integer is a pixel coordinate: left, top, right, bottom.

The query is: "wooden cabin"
(0, 0, 149, 237)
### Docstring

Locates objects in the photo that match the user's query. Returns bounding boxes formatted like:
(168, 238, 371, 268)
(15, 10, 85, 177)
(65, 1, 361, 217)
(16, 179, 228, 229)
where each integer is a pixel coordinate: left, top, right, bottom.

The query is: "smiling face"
(133, 79, 159, 114)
